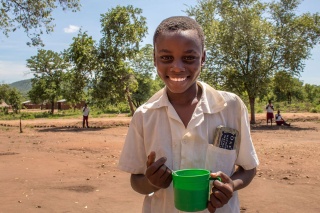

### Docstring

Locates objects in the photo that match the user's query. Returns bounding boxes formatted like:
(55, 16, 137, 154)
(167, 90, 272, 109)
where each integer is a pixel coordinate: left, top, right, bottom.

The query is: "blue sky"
(0, 0, 319, 85)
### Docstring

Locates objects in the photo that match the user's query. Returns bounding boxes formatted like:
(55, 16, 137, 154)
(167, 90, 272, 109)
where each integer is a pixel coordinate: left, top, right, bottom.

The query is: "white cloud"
(0, 61, 32, 84)
(63, 25, 80, 33)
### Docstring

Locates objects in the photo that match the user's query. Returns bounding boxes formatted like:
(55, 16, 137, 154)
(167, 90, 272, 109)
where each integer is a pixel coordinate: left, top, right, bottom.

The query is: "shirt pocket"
(205, 145, 237, 177)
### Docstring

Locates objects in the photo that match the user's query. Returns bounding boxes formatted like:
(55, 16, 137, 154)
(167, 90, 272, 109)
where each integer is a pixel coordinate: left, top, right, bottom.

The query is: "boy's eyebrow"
(158, 49, 171, 53)
(157, 49, 198, 54)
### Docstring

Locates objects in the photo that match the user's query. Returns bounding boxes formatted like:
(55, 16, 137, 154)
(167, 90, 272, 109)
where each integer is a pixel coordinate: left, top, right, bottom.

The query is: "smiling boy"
(118, 16, 259, 213)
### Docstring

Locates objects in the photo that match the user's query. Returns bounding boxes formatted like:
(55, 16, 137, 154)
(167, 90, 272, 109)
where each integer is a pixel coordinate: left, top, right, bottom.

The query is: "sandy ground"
(0, 113, 319, 213)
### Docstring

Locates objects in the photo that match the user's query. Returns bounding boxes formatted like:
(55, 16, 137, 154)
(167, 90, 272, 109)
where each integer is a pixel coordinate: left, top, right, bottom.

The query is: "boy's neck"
(167, 83, 201, 106)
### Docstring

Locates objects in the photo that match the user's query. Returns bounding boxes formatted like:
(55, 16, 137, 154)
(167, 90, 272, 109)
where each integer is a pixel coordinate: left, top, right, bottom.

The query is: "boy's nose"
(170, 61, 185, 72)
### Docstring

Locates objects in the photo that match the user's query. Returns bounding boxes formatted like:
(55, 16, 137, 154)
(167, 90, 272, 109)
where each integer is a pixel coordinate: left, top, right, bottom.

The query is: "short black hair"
(153, 16, 205, 50)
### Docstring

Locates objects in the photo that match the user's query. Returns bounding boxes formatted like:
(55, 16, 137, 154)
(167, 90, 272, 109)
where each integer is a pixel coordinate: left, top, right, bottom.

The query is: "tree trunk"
(249, 96, 256, 124)
(287, 92, 292, 104)
(125, 88, 135, 116)
(51, 100, 55, 114)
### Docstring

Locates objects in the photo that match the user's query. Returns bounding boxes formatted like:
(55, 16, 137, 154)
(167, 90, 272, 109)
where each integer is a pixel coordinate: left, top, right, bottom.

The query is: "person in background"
(82, 103, 90, 128)
(118, 16, 259, 213)
(266, 100, 274, 126)
(275, 110, 290, 126)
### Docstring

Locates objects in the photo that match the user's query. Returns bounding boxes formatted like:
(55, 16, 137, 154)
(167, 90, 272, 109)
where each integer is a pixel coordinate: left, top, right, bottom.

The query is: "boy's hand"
(145, 151, 172, 189)
(207, 172, 234, 213)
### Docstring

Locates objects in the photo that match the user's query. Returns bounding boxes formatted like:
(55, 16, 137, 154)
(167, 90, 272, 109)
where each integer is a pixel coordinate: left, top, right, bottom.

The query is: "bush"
(256, 108, 263, 113)
(310, 108, 318, 113)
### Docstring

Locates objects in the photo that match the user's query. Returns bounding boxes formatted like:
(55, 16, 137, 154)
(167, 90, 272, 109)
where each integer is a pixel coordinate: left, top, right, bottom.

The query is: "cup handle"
(209, 176, 222, 182)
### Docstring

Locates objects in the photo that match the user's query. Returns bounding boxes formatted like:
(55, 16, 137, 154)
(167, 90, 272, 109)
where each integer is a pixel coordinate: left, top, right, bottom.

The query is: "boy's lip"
(168, 77, 187, 82)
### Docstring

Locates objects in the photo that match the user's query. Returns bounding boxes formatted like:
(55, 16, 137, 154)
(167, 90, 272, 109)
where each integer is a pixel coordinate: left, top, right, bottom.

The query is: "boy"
(118, 16, 259, 213)
(82, 103, 90, 128)
(266, 100, 274, 126)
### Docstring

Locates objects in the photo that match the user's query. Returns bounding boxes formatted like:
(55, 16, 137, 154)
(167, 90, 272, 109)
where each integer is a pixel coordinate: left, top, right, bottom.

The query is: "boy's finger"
(210, 172, 230, 183)
(147, 151, 156, 167)
(146, 157, 167, 175)
(210, 172, 234, 199)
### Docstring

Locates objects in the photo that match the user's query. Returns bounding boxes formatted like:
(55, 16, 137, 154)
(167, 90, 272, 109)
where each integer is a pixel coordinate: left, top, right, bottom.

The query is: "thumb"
(146, 151, 156, 167)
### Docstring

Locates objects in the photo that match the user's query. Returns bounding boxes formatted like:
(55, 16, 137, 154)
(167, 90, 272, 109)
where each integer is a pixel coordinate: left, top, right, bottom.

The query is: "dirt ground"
(0, 113, 319, 213)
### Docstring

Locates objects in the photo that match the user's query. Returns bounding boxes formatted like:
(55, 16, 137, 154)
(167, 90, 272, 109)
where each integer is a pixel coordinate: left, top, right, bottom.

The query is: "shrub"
(310, 108, 318, 113)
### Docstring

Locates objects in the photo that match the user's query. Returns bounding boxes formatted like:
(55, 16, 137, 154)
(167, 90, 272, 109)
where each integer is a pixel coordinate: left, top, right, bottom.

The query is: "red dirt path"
(0, 113, 319, 213)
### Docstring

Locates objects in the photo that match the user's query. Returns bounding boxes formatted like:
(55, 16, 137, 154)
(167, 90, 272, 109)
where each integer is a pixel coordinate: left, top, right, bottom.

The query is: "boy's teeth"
(170, 77, 186, 82)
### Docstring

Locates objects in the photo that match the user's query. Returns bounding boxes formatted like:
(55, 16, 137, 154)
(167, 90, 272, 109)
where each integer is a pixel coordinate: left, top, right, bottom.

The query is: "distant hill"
(9, 79, 32, 96)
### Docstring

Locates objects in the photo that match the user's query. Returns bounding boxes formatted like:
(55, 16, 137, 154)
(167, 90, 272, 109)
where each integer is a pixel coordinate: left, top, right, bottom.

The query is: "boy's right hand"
(145, 151, 172, 189)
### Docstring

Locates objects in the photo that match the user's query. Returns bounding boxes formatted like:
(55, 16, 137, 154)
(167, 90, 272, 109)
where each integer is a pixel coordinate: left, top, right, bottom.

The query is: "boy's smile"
(154, 30, 205, 96)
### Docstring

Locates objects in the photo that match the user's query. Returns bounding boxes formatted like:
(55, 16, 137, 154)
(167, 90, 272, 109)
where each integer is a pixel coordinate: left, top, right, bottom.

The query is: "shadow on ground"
(251, 124, 316, 131)
(37, 126, 108, 132)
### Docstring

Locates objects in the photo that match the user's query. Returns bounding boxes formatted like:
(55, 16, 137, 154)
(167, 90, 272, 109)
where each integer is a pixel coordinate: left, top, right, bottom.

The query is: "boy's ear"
(201, 50, 206, 67)
(153, 50, 156, 66)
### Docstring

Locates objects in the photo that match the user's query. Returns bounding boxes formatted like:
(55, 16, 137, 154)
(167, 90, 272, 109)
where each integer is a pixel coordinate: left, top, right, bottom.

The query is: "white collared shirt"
(118, 81, 259, 213)
(82, 107, 90, 116)
(266, 104, 274, 113)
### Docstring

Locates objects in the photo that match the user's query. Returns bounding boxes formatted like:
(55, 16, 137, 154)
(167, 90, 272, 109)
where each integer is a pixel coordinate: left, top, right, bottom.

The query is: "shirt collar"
(143, 81, 227, 113)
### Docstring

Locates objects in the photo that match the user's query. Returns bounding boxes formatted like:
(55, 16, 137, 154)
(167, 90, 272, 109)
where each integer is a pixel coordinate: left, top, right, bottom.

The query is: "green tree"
(0, 84, 22, 113)
(0, 83, 11, 101)
(28, 78, 48, 109)
(27, 49, 69, 114)
(92, 5, 148, 115)
(187, 0, 320, 123)
(7, 88, 22, 113)
(273, 71, 304, 104)
(130, 44, 155, 107)
(63, 31, 98, 108)
(273, 71, 304, 103)
(0, 0, 80, 46)
(304, 83, 320, 104)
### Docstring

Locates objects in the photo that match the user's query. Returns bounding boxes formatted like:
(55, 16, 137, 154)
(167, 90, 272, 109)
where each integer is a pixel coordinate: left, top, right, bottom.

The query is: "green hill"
(9, 79, 32, 96)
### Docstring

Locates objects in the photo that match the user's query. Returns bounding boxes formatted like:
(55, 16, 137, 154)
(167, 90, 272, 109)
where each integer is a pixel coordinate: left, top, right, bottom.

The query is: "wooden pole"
(20, 116, 23, 133)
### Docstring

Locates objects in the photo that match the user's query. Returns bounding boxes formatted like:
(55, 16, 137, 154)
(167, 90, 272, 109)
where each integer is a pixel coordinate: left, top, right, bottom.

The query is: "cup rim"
(172, 168, 210, 177)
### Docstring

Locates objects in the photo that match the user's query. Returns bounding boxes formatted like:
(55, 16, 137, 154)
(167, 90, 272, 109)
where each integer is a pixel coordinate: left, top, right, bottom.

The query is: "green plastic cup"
(172, 169, 221, 212)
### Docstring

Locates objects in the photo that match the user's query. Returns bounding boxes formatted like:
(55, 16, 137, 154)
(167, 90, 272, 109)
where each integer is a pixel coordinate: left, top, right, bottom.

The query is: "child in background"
(266, 100, 274, 126)
(118, 16, 259, 213)
(275, 110, 291, 126)
(82, 103, 90, 128)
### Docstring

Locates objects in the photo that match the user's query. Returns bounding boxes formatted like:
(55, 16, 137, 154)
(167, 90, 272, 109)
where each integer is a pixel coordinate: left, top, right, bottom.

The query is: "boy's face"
(154, 30, 205, 94)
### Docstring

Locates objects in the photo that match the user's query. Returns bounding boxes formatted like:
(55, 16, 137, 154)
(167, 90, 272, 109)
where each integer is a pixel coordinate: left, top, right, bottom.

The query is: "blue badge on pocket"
(213, 125, 239, 151)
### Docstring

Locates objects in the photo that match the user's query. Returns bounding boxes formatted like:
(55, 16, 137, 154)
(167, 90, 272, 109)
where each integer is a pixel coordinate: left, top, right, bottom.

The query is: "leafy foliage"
(186, 0, 320, 123)
(304, 84, 320, 104)
(129, 44, 156, 107)
(0, 83, 11, 101)
(7, 87, 22, 113)
(27, 49, 69, 113)
(0, 83, 23, 113)
(0, 0, 80, 46)
(63, 30, 98, 106)
(92, 5, 148, 115)
(273, 71, 304, 103)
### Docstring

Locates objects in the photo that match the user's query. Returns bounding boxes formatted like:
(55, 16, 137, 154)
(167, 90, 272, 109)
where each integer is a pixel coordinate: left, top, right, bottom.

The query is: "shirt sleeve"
(118, 111, 148, 174)
(235, 97, 259, 170)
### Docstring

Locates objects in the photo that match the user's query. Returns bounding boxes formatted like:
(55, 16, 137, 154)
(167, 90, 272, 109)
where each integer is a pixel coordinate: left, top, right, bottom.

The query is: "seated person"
(275, 110, 290, 126)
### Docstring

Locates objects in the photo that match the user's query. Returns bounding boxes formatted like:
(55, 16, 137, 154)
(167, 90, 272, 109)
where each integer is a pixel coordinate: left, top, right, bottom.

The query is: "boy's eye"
(160, 55, 173, 62)
(183, 56, 196, 61)
(160, 56, 173, 61)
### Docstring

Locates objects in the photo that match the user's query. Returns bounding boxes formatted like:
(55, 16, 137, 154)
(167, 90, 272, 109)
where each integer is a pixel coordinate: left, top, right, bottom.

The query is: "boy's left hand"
(207, 172, 234, 213)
